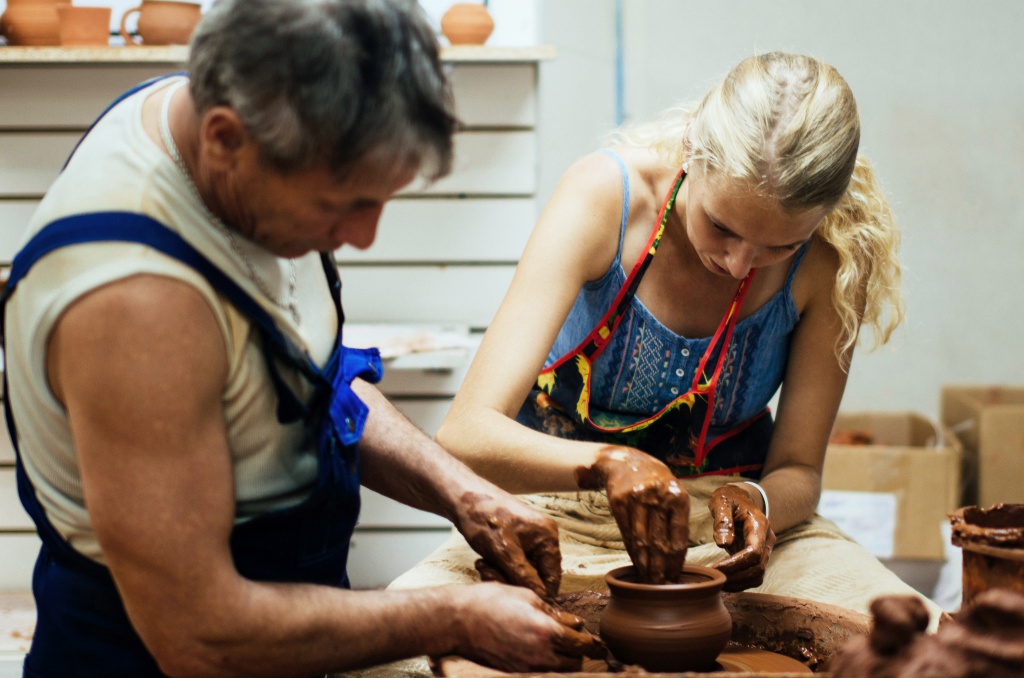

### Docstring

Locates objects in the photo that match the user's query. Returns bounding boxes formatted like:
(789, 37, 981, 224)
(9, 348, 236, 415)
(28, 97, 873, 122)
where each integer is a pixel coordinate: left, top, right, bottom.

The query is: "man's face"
(222, 147, 418, 259)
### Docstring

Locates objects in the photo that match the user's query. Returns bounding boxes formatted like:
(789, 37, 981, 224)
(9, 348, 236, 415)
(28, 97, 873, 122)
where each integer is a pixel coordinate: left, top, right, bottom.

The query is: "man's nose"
(338, 212, 381, 251)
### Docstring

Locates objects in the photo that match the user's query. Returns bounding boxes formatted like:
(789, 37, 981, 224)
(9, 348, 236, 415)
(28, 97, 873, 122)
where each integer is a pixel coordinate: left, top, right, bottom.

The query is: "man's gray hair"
(188, 0, 456, 180)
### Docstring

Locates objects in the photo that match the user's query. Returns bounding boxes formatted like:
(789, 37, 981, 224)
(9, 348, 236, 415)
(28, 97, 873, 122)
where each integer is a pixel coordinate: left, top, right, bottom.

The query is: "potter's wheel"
(582, 642, 811, 674)
(710, 644, 812, 673)
(439, 592, 869, 677)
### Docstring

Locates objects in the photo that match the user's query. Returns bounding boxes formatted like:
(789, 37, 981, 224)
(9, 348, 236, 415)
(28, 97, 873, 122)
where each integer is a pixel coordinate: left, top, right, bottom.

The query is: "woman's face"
(683, 171, 828, 279)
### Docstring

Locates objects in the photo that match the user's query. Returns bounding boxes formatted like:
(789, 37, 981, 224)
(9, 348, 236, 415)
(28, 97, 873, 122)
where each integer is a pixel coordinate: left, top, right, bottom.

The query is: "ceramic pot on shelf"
(57, 5, 112, 46)
(600, 565, 733, 672)
(1, 0, 62, 47)
(119, 0, 201, 46)
(440, 2, 493, 46)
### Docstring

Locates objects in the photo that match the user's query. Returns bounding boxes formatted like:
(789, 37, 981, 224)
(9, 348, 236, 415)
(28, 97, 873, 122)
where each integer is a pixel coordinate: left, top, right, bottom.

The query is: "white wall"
(537, 1, 1024, 421)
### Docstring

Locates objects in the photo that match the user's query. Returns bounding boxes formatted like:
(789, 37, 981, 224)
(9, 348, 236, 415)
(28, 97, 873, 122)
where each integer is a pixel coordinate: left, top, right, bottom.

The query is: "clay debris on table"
(827, 430, 874, 446)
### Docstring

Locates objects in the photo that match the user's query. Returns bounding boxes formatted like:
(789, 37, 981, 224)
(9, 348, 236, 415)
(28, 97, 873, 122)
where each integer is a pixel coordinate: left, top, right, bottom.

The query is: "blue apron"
(0, 79, 382, 677)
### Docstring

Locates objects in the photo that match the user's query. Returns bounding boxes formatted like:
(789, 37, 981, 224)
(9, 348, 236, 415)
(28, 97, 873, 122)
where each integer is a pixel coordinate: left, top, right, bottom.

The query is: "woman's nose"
(725, 243, 756, 279)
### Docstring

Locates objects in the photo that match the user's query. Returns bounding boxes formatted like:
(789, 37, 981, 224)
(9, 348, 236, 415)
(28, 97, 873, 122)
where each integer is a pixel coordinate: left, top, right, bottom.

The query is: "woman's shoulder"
(791, 234, 841, 310)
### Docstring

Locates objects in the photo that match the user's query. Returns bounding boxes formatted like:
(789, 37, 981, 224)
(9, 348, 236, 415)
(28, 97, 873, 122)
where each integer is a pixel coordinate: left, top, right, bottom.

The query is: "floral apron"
(516, 168, 773, 478)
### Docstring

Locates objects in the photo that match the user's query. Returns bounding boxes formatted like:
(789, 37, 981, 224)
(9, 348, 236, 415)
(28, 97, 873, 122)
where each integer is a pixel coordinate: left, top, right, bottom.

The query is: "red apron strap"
(542, 167, 687, 373)
(691, 271, 756, 464)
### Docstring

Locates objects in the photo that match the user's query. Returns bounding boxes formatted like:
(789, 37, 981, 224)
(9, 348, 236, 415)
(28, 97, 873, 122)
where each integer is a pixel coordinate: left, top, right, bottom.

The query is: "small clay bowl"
(600, 564, 732, 672)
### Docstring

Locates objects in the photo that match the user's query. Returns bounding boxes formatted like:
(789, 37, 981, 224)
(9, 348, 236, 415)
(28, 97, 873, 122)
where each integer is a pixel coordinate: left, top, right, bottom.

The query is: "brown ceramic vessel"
(119, 0, 200, 45)
(600, 564, 732, 672)
(950, 503, 1024, 607)
(440, 3, 494, 46)
(57, 5, 111, 46)
(0, 0, 62, 46)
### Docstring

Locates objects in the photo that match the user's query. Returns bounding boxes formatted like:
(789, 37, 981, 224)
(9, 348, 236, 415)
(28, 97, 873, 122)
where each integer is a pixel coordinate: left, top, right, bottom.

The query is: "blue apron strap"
(6, 212, 325, 386)
(330, 346, 383, 448)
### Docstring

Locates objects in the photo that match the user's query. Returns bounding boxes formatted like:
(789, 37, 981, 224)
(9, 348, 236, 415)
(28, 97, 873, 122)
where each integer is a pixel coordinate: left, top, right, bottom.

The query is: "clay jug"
(57, 5, 111, 46)
(0, 0, 62, 46)
(439, 3, 493, 46)
(119, 0, 201, 46)
(600, 565, 732, 672)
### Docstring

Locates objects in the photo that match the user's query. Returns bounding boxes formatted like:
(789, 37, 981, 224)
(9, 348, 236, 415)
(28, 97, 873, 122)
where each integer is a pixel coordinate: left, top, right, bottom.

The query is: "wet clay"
(829, 590, 1024, 678)
(950, 504, 1024, 606)
(575, 446, 690, 585)
(457, 490, 562, 600)
(828, 430, 874, 445)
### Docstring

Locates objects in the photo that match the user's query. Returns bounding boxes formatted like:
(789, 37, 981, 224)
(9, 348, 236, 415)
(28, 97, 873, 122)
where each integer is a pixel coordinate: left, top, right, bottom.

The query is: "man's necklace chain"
(158, 81, 301, 325)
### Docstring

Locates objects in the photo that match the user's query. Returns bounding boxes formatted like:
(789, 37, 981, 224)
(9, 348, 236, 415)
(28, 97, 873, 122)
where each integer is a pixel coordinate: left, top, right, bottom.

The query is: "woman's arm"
(437, 152, 692, 584)
(436, 152, 634, 492)
(752, 237, 863, 532)
(707, 238, 858, 590)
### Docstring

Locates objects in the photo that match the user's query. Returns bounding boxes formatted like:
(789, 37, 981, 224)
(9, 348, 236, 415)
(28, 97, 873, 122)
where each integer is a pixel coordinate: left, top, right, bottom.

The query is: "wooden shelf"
(0, 44, 556, 65)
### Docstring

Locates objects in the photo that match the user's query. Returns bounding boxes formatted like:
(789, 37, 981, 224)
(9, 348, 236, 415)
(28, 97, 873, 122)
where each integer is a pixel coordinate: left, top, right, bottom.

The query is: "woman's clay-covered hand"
(830, 591, 1024, 678)
(449, 582, 605, 672)
(708, 483, 775, 591)
(455, 490, 563, 601)
(576, 446, 690, 584)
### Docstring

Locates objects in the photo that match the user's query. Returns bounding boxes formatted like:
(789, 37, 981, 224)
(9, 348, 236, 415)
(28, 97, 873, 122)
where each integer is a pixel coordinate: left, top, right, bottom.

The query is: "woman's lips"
(708, 258, 730, 276)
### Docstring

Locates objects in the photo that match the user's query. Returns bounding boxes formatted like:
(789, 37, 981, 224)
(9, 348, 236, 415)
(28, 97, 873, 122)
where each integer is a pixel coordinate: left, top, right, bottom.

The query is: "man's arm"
(48, 275, 596, 677)
(353, 379, 564, 600)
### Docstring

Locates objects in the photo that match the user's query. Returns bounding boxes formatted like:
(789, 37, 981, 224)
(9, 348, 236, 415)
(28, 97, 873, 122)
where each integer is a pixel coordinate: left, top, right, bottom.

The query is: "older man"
(0, 0, 600, 675)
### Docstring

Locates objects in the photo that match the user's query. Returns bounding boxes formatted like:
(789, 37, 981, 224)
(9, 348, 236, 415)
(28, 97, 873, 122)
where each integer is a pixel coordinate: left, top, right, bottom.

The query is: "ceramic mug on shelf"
(57, 5, 111, 46)
(119, 0, 201, 46)
(0, 0, 62, 46)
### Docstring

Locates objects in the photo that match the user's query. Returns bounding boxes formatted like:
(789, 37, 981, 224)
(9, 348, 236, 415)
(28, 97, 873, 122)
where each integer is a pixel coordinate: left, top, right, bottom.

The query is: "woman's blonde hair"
(609, 52, 903, 363)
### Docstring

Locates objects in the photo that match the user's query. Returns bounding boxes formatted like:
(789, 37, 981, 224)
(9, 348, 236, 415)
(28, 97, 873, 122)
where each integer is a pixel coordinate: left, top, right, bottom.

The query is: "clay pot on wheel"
(600, 565, 732, 672)
(1, 0, 62, 46)
(440, 3, 493, 46)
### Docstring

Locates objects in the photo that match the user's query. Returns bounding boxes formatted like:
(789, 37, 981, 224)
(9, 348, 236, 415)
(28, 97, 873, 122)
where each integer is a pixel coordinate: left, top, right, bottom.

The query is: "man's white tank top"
(4, 76, 338, 563)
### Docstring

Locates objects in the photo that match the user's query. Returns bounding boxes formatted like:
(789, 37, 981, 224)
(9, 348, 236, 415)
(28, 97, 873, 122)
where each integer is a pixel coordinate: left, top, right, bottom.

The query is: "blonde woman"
(391, 52, 938, 624)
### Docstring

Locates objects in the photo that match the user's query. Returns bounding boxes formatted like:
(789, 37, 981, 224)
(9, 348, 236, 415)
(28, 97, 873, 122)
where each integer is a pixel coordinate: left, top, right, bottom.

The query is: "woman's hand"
(708, 484, 775, 591)
(454, 490, 563, 601)
(576, 446, 689, 584)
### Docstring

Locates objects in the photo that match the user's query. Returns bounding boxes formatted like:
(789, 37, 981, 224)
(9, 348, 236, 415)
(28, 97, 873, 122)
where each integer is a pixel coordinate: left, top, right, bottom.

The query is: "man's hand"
(455, 491, 562, 601)
(576, 446, 689, 584)
(450, 583, 605, 672)
(708, 484, 775, 591)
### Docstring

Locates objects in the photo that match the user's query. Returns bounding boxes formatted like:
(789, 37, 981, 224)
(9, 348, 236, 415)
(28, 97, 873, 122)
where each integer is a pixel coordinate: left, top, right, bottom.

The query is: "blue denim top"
(545, 150, 809, 437)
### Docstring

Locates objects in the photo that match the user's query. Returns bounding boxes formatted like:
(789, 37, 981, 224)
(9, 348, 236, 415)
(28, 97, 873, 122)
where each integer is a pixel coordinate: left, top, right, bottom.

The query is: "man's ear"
(199, 106, 249, 171)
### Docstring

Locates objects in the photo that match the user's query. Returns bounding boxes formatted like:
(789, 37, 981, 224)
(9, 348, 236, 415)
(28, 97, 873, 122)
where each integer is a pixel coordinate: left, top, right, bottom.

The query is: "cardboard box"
(941, 385, 1024, 507)
(820, 411, 962, 560)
